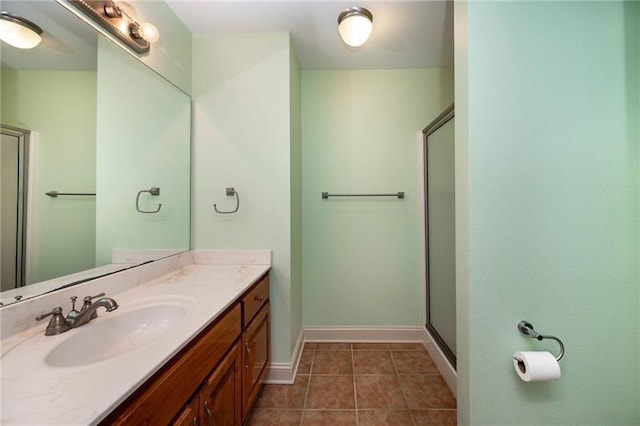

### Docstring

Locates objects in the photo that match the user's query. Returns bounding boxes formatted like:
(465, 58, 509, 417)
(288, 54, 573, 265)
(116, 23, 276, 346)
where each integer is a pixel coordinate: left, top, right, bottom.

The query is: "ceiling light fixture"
(337, 7, 373, 48)
(0, 12, 43, 49)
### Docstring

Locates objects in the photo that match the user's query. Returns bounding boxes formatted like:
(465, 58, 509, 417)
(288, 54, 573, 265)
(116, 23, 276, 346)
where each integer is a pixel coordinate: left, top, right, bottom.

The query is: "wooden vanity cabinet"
(101, 273, 270, 426)
(172, 342, 242, 426)
(241, 304, 270, 419)
(201, 341, 243, 425)
(241, 275, 270, 420)
(171, 394, 200, 426)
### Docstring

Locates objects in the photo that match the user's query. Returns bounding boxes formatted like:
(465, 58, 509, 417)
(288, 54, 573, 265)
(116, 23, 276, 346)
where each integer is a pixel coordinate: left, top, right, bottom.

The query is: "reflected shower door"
(1, 126, 29, 291)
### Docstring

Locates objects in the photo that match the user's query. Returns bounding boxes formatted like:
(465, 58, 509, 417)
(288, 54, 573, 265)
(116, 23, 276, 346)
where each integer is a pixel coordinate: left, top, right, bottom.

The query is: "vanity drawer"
(242, 274, 269, 327)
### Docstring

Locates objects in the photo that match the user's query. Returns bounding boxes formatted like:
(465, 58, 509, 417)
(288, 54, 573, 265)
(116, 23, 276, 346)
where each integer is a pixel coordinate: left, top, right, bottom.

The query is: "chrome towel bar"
(321, 192, 405, 199)
(45, 191, 96, 198)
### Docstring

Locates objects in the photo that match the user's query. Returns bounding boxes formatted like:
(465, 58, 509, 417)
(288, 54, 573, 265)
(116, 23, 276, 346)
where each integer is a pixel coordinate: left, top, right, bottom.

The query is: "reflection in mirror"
(0, 1, 190, 306)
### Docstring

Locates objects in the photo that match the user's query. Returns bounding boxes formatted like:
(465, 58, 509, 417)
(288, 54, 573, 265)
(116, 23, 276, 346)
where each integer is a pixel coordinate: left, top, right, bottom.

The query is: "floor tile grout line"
(389, 345, 418, 426)
(300, 344, 315, 426)
(351, 344, 359, 426)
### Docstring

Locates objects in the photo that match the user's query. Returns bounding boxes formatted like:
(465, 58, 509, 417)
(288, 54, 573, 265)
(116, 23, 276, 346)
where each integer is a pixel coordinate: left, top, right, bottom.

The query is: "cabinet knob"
(254, 295, 264, 302)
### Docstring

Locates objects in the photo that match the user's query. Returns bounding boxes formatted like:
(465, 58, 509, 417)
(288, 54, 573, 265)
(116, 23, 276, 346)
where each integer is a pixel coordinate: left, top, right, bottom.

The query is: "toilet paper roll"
(513, 351, 561, 382)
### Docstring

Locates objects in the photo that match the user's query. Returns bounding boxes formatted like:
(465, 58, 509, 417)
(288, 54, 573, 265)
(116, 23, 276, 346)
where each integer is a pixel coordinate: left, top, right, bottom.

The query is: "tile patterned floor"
(248, 342, 456, 426)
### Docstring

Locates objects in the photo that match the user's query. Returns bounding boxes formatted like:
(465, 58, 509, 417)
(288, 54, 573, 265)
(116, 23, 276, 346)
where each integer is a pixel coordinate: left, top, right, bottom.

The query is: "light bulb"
(139, 22, 159, 43)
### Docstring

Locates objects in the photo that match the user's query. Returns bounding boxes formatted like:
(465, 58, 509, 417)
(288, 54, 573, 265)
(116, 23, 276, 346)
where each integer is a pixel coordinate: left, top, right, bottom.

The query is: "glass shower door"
(423, 105, 456, 367)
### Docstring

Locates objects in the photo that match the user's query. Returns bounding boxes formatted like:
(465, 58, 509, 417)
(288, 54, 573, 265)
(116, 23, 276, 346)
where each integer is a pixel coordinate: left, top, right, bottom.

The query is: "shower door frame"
(422, 104, 456, 369)
(1, 125, 31, 290)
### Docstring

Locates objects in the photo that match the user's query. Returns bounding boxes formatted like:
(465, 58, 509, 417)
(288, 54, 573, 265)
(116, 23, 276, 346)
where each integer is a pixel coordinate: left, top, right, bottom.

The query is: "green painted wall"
(95, 39, 191, 265)
(1, 69, 97, 283)
(301, 69, 453, 326)
(456, 1, 639, 424)
(191, 33, 301, 364)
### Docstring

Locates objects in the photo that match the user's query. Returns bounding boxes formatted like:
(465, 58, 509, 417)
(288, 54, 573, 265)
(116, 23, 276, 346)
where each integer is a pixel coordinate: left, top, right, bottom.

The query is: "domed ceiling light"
(0, 12, 43, 49)
(337, 7, 373, 47)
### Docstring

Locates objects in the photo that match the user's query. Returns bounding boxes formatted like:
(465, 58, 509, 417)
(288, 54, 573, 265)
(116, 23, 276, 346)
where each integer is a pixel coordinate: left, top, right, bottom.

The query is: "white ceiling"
(166, 0, 453, 70)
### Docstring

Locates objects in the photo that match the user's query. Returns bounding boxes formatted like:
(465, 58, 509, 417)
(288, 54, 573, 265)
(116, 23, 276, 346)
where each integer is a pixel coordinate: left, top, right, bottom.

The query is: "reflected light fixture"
(130, 22, 159, 43)
(68, 0, 159, 54)
(337, 7, 373, 47)
(0, 12, 43, 49)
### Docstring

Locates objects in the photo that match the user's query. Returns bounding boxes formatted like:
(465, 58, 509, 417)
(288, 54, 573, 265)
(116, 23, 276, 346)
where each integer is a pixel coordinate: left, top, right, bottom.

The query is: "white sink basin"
(45, 303, 187, 367)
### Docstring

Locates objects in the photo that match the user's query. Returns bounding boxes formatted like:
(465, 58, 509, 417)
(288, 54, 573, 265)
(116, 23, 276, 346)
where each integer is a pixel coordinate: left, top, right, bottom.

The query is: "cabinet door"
(201, 342, 242, 426)
(171, 394, 200, 426)
(242, 303, 270, 420)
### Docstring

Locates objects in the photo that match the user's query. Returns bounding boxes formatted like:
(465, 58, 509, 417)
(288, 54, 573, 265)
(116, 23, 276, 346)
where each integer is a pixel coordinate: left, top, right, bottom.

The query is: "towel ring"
(517, 320, 565, 361)
(214, 187, 239, 214)
(136, 187, 162, 214)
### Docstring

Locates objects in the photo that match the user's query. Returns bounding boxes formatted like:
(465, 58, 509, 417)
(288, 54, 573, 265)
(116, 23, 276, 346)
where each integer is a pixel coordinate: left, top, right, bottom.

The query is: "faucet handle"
(66, 296, 81, 321)
(36, 307, 70, 336)
(82, 292, 105, 304)
(36, 306, 64, 321)
(82, 292, 106, 320)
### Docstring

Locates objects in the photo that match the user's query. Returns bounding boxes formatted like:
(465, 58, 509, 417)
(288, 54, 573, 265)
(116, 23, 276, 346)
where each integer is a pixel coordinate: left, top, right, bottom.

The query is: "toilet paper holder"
(517, 320, 565, 361)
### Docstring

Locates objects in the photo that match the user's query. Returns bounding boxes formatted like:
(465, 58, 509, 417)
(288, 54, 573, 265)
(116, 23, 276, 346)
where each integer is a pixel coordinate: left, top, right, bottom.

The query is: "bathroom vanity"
(103, 272, 270, 425)
(0, 250, 271, 425)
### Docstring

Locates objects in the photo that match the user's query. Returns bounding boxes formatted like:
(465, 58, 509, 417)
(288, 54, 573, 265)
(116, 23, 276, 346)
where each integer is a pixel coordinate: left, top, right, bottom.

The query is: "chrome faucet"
(35, 293, 119, 336)
(68, 296, 118, 328)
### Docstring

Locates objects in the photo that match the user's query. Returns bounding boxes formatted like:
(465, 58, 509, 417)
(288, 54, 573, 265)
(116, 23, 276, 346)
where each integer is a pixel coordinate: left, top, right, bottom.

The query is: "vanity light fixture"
(68, 0, 160, 54)
(0, 12, 43, 49)
(337, 6, 373, 47)
(130, 21, 159, 43)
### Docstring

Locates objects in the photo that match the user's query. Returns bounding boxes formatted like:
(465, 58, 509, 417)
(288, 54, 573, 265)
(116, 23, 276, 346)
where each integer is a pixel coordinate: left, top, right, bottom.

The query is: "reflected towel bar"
(321, 192, 405, 199)
(46, 191, 96, 198)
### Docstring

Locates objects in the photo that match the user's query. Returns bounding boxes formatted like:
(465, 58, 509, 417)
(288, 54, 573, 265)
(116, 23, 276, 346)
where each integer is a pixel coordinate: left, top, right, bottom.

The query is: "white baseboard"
(265, 326, 439, 386)
(303, 326, 426, 342)
(265, 328, 304, 384)
(422, 326, 457, 397)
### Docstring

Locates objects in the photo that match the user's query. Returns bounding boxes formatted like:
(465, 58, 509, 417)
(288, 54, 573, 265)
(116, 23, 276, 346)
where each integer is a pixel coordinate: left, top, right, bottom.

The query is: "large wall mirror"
(0, 1, 191, 306)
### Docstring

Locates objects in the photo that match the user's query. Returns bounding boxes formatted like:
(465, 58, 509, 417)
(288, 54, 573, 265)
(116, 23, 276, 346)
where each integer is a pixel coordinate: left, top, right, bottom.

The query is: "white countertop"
(0, 251, 271, 425)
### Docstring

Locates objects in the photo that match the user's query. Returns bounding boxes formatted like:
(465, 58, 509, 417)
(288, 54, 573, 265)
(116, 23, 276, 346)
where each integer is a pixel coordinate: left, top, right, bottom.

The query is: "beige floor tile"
(355, 375, 407, 409)
(255, 374, 309, 409)
(247, 409, 303, 426)
(412, 409, 457, 425)
(354, 351, 395, 375)
(352, 343, 390, 351)
(399, 375, 456, 409)
(298, 349, 314, 374)
(391, 350, 439, 374)
(358, 409, 414, 425)
(312, 350, 353, 375)
(315, 343, 351, 351)
(302, 410, 357, 425)
(306, 376, 355, 409)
